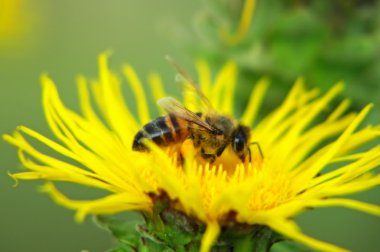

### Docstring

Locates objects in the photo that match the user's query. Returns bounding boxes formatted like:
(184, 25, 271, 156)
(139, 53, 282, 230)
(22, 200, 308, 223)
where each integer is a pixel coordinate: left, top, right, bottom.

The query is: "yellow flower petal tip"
(7, 171, 19, 187)
(6, 54, 380, 252)
(181, 139, 196, 159)
(220, 0, 257, 45)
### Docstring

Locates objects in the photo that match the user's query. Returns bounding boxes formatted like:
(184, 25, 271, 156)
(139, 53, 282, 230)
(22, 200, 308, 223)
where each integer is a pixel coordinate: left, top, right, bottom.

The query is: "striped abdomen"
(132, 113, 190, 151)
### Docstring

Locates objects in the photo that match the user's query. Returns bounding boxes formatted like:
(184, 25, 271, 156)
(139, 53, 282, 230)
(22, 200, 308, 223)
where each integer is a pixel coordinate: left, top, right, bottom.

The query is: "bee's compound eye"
(233, 135, 245, 152)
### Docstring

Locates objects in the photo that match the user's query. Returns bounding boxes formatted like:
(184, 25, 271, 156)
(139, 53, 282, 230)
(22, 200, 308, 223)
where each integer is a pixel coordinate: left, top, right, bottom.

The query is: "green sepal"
(107, 243, 136, 252)
(95, 213, 144, 251)
(95, 198, 290, 252)
(141, 196, 204, 251)
(218, 224, 285, 252)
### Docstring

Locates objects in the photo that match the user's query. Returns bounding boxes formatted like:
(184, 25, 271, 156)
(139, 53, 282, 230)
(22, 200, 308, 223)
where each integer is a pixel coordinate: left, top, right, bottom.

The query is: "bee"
(132, 58, 262, 163)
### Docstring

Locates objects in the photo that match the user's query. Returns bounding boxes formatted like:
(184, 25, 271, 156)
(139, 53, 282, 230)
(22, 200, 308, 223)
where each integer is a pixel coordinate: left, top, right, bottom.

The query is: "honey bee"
(132, 58, 262, 163)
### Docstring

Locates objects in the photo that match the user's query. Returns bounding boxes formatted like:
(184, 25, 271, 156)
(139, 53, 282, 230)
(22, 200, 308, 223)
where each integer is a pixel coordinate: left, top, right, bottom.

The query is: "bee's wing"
(166, 56, 215, 112)
(157, 97, 216, 132)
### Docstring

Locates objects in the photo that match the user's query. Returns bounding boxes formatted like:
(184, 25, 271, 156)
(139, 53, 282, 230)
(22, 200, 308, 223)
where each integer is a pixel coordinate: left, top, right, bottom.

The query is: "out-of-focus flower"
(5, 54, 380, 251)
(220, 0, 256, 45)
(0, 0, 37, 52)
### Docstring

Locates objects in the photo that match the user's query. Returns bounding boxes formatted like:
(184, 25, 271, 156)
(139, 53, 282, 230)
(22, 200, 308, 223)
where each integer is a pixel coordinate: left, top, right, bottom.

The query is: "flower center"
(180, 139, 264, 175)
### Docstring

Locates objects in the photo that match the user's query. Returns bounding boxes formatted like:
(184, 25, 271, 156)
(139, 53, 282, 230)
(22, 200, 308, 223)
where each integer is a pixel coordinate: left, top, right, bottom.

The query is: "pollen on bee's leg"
(181, 139, 196, 159)
(175, 139, 195, 167)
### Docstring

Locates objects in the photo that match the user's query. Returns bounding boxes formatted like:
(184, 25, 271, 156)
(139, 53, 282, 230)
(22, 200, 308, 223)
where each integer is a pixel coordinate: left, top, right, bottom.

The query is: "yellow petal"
(122, 64, 151, 125)
(268, 219, 349, 252)
(295, 104, 373, 180)
(40, 183, 151, 222)
(148, 72, 167, 114)
(241, 77, 269, 126)
(200, 221, 221, 252)
(310, 198, 380, 216)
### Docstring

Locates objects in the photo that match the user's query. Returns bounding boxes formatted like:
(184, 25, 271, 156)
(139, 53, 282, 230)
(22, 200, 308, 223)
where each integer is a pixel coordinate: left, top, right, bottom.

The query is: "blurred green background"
(0, 0, 379, 251)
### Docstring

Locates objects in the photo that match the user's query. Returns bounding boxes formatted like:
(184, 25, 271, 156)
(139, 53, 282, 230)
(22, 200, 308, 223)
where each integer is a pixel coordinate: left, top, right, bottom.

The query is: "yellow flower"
(0, 0, 36, 51)
(220, 0, 256, 45)
(5, 53, 380, 252)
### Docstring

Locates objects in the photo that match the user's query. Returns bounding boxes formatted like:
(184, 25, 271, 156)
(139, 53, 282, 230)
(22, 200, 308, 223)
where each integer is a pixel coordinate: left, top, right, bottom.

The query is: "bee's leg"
(190, 132, 202, 149)
(200, 148, 216, 163)
(250, 142, 264, 159)
(204, 154, 216, 163)
(177, 152, 184, 167)
(216, 145, 227, 157)
(247, 147, 252, 162)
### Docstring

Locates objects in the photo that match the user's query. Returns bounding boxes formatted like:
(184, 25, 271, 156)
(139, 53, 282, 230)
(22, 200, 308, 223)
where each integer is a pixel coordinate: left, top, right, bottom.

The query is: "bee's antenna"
(250, 142, 264, 160)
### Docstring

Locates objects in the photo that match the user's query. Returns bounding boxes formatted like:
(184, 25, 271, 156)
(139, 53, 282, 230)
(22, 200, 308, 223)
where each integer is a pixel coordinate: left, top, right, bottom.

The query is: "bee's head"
(231, 125, 250, 160)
